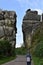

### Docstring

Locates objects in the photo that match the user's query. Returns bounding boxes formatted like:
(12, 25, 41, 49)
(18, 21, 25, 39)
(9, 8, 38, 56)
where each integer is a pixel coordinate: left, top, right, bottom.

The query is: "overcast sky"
(0, 0, 43, 47)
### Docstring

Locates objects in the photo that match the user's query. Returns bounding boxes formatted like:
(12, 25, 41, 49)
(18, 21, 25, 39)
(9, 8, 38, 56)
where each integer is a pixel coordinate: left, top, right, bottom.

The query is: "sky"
(0, 0, 43, 47)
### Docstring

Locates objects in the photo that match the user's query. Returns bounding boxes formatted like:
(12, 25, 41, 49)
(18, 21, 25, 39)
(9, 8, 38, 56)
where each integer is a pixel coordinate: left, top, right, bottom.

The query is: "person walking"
(26, 50, 32, 65)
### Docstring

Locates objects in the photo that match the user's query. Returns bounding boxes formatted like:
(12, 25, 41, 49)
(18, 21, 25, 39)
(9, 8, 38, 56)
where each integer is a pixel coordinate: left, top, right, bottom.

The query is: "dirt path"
(2, 55, 34, 65)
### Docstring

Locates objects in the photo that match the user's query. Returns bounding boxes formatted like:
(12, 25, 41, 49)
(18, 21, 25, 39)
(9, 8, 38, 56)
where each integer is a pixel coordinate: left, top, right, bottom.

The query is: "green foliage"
(40, 62, 43, 65)
(33, 56, 43, 65)
(0, 40, 13, 58)
(0, 56, 16, 64)
(0, 40, 16, 64)
(15, 47, 27, 55)
(34, 41, 43, 57)
(11, 47, 16, 56)
(32, 28, 40, 46)
(31, 27, 43, 56)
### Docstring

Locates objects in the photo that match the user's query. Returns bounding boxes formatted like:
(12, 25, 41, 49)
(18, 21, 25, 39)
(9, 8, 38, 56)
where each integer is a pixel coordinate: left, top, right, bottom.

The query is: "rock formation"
(0, 9, 17, 48)
(22, 9, 41, 49)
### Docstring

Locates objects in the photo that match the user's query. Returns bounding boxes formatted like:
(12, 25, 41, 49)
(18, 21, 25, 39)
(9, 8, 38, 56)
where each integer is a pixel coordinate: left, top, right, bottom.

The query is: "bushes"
(34, 41, 43, 57)
(0, 40, 13, 58)
(33, 56, 43, 65)
(31, 28, 43, 58)
(15, 47, 27, 55)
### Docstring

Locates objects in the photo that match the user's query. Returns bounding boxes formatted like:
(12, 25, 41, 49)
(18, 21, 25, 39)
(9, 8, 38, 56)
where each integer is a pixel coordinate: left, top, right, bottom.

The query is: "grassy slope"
(31, 27, 43, 65)
(33, 56, 43, 65)
(0, 56, 16, 65)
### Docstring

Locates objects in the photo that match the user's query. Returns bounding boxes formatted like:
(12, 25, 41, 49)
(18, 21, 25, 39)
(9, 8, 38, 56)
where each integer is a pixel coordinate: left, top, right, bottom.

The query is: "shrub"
(40, 62, 43, 65)
(34, 41, 43, 57)
(15, 47, 27, 55)
(0, 40, 12, 58)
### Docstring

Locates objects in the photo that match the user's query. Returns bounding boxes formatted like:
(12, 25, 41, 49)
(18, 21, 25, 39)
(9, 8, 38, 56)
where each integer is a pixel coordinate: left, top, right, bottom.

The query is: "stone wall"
(0, 10, 17, 48)
(22, 9, 41, 49)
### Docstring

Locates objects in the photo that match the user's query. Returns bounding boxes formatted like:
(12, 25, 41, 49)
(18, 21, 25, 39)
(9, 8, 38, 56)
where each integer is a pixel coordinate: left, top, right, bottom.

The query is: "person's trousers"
(27, 62, 31, 65)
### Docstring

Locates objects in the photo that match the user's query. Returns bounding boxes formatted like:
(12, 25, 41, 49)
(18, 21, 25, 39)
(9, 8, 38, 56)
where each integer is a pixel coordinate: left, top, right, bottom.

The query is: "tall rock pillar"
(0, 10, 17, 48)
(22, 9, 41, 49)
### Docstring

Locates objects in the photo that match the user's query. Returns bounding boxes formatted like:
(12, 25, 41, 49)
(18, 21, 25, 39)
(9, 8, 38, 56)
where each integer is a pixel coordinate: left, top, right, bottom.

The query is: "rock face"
(0, 10, 17, 48)
(22, 9, 41, 49)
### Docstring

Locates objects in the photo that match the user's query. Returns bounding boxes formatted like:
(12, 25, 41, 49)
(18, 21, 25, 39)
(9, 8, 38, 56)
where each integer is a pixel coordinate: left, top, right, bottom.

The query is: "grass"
(0, 56, 16, 65)
(33, 56, 43, 65)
